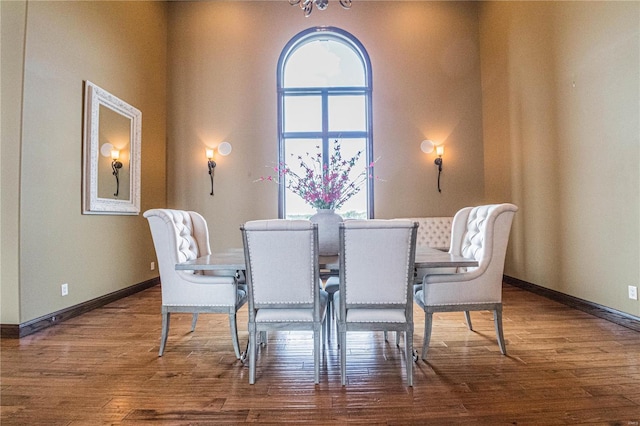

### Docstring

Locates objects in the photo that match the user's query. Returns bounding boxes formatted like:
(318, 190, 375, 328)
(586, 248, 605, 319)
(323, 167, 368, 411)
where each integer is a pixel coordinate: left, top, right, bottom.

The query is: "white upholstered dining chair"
(144, 209, 247, 358)
(414, 203, 518, 360)
(335, 219, 418, 386)
(241, 219, 328, 384)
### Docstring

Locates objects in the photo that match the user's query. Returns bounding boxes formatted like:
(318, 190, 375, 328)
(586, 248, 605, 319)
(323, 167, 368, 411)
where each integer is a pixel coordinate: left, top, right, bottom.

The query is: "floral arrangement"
(257, 140, 377, 210)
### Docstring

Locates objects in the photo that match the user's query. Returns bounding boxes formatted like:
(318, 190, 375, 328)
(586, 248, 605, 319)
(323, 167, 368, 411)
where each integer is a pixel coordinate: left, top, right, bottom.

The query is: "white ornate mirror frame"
(83, 81, 141, 215)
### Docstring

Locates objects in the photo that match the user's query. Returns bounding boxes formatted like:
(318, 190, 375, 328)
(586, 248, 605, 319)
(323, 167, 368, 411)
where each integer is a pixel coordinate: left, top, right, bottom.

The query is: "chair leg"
(228, 312, 242, 359)
(396, 331, 401, 347)
(322, 313, 327, 349)
(421, 312, 433, 361)
(383, 331, 388, 342)
(249, 326, 257, 384)
(191, 313, 198, 332)
(494, 307, 507, 355)
(464, 311, 473, 331)
(326, 296, 333, 342)
(159, 310, 170, 357)
(339, 328, 347, 386)
(405, 327, 413, 387)
(314, 324, 321, 384)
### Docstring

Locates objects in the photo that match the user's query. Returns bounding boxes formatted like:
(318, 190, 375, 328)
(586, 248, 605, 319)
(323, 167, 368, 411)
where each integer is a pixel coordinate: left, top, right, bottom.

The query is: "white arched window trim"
(277, 26, 374, 219)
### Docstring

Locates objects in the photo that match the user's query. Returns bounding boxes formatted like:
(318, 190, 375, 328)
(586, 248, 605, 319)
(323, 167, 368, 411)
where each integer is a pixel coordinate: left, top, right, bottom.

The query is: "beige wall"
(166, 1, 486, 250)
(480, 1, 640, 316)
(1, 1, 27, 324)
(7, 1, 167, 323)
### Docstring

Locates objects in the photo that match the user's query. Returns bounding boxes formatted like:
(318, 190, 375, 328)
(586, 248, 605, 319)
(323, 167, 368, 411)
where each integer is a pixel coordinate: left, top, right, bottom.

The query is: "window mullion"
(321, 89, 330, 172)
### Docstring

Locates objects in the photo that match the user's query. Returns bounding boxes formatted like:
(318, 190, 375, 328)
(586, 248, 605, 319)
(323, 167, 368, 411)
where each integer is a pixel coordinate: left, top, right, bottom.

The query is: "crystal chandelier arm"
(289, 0, 351, 16)
(302, 0, 313, 17)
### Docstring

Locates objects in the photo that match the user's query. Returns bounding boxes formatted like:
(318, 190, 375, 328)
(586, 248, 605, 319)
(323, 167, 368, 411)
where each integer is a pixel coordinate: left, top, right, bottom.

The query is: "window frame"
(277, 26, 374, 219)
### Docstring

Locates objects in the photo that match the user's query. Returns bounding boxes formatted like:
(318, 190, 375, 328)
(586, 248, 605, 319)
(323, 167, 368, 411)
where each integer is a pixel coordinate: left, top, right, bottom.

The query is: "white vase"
(309, 209, 343, 256)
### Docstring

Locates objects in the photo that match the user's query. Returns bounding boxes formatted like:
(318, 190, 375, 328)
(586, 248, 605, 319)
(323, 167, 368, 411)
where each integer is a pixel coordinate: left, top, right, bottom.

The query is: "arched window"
(277, 27, 373, 219)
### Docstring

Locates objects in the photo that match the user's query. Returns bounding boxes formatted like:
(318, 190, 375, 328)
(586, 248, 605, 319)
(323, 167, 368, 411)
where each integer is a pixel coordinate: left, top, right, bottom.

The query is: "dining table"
(175, 245, 478, 363)
(175, 246, 478, 272)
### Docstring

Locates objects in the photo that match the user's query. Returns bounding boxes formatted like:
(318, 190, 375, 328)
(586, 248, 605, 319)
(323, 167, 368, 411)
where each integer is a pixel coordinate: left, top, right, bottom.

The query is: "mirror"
(83, 81, 141, 215)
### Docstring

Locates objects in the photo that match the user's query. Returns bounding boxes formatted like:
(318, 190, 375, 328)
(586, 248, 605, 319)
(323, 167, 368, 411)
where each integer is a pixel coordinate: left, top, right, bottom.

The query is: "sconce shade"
(435, 145, 444, 156)
(218, 142, 232, 156)
(111, 149, 120, 160)
(420, 140, 435, 154)
(100, 142, 115, 158)
(205, 148, 215, 160)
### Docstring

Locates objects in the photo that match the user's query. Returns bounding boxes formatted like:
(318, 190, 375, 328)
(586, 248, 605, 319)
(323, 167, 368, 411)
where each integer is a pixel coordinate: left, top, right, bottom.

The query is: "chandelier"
(289, 0, 353, 17)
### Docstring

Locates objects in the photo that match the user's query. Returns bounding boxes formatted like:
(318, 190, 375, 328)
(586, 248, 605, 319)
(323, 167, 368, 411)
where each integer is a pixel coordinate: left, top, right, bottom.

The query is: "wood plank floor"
(2, 284, 639, 425)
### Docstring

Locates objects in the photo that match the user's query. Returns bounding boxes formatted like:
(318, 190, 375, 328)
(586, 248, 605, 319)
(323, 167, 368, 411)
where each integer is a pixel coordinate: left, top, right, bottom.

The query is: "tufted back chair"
(443, 203, 518, 301)
(171, 210, 209, 264)
(144, 209, 246, 358)
(414, 203, 518, 359)
(148, 209, 206, 284)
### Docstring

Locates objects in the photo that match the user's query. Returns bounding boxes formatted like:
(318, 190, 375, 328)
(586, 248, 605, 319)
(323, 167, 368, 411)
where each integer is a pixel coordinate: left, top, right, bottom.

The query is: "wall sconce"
(111, 149, 123, 197)
(420, 140, 444, 193)
(205, 142, 232, 196)
(206, 148, 216, 196)
(434, 145, 444, 193)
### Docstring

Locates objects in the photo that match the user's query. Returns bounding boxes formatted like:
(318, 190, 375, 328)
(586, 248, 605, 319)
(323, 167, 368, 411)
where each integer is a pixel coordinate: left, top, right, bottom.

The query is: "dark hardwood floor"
(2, 284, 639, 424)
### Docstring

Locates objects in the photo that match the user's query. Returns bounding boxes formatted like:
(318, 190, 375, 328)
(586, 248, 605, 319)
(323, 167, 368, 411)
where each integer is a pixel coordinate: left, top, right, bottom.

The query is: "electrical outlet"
(61, 283, 69, 296)
(629, 286, 638, 300)
(151, 262, 155, 271)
